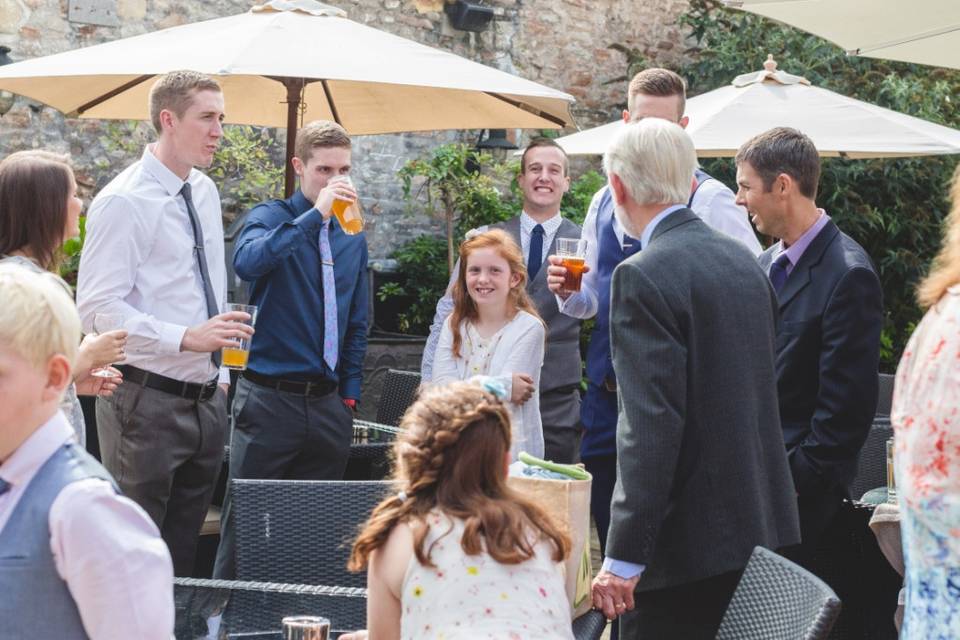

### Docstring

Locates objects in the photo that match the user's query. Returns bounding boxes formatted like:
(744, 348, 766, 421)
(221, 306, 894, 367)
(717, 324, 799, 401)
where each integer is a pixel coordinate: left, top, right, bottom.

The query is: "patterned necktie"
(180, 182, 222, 368)
(319, 219, 339, 372)
(528, 224, 545, 279)
(0, 478, 10, 497)
(622, 232, 638, 253)
(769, 253, 792, 294)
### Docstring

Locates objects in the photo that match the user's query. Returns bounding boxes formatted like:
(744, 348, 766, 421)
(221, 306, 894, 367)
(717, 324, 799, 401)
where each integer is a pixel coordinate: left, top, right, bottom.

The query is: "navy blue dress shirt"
(233, 190, 368, 399)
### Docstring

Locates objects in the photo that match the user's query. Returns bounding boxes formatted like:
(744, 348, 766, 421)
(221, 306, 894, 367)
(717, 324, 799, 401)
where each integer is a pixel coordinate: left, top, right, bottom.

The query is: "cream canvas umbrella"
(0, 0, 574, 194)
(723, 0, 960, 70)
(555, 56, 960, 158)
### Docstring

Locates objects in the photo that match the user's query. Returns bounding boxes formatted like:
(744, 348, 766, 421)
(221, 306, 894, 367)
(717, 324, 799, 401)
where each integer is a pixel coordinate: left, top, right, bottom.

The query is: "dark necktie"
(0, 478, 10, 497)
(528, 224, 544, 279)
(622, 233, 638, 253)
(180, 182, 222, 368)
(769, 253, 792, 294)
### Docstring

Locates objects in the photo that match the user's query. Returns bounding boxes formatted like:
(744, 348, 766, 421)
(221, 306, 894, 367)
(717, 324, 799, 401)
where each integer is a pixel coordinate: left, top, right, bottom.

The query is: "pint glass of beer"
(329, 175, 364, 235)
(556, 238, 588, 293)
(222, 303, 258, 370)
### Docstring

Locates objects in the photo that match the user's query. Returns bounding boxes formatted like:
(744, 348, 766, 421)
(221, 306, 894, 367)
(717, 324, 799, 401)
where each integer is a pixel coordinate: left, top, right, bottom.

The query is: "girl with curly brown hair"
(346, 381, 574, 640)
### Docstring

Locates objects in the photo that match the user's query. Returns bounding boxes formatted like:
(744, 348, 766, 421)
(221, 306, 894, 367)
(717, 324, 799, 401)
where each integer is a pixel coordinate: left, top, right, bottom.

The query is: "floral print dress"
(400, 510, 574, 640)
(891, 286, 960, 638)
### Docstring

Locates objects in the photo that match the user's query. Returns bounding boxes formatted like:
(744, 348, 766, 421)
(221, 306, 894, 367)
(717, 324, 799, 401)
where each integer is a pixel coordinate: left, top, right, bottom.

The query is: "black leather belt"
(116, 365, 219, 402)
(242, 369, 338, 397)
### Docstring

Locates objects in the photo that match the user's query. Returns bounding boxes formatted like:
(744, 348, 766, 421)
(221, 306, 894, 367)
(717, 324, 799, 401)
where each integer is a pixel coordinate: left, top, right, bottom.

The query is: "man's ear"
(678, 115, 690, 129)
(291, 156, 304, 178)
(159, 108, 176, 133)
(609, 173, 628, 206)
(621, 109, 631, 124)
(776, 173, 793, 196)
(42, 354, 72, 403)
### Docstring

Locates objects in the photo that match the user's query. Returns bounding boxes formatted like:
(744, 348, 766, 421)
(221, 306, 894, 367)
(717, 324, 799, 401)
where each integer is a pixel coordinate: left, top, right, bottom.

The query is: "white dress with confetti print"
(400, 510, 574, 640)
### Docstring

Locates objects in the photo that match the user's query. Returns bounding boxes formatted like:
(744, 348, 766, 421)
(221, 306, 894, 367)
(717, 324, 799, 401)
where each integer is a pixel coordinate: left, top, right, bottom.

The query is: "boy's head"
(0, 265, 79, 459)
(292, 120, 352, 205)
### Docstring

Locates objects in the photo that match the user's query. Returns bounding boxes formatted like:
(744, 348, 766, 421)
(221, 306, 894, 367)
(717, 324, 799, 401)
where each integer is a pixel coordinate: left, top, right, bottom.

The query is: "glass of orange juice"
(328, 175, 364, 235)
(222, 303, 258, 370)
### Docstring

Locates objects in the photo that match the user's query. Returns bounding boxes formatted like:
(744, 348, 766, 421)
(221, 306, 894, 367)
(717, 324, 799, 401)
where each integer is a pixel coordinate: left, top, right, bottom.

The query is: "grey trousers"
(213, 376, 353, 579)
(541, 386, 582, 464)
(97, 381, 228, 577)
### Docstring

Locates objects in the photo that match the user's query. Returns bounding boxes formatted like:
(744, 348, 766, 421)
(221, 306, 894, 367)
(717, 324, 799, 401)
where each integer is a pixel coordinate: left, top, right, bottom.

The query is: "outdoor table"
(174, 578, 366, 639)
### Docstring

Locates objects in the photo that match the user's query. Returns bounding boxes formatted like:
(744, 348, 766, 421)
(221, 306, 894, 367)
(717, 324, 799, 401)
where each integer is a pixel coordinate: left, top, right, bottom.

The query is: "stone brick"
(0, 0, 26, 34)
(117, 0, 147, 20)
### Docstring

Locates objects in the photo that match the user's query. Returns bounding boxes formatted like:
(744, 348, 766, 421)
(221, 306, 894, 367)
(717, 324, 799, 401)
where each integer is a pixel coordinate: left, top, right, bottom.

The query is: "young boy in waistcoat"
(0, 264, 174, 640)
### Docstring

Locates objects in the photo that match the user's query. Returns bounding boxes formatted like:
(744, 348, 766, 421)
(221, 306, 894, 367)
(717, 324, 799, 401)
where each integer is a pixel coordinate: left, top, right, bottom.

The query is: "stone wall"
(0, 0, 690, 256)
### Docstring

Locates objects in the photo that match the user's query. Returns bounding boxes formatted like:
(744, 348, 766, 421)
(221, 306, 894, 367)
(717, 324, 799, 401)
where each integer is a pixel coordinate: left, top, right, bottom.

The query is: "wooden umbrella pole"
(283, 78, 303, 198)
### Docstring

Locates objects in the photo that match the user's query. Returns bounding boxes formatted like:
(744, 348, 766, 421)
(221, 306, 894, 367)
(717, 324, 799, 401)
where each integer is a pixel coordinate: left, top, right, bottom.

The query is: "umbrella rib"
(484, 92, 566, 127)
(320, 80, 341, 126)
(71, 74, 155, 117)
(852, 23, 960, 56)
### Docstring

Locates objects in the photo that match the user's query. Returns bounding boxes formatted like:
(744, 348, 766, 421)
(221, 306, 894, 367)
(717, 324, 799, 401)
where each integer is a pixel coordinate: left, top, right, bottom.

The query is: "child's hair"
(0, 264, 80, 370)
(348, 381, 570, 571)
(448, 229, 542, 358)
(0, 150, 75, 272)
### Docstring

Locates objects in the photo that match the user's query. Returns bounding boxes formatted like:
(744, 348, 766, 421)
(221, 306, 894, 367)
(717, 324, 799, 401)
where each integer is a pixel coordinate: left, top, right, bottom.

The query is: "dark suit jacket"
(759, 219, 882, 539)
(607, 208, 800, 591)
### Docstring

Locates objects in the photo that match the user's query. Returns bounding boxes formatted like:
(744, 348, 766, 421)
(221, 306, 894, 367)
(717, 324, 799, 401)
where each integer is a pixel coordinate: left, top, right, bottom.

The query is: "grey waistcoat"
(494, 216, 583, 392)
(0, 442, 116, 639)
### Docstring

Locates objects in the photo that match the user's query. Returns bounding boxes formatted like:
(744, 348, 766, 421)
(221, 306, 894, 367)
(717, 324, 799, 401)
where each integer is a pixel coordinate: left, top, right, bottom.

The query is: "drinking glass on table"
(282, 615, 330, 640)
(886, 437, 897, 504)
(555, 238, 588, 293)
(222, 303, 258, 370)
(91, 312, 124, 377)
(328, 175, 364, 235)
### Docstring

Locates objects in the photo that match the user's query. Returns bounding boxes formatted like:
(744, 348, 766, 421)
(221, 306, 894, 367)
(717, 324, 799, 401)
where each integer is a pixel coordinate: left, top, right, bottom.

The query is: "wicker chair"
(345, 420, 400, 481)
(876, 373, 895, 417)
(375, 369, 421, 427)
(715, 546, 841, 640)
(173, 577, 367, 638)
(233, 480, 392, 588)
(572, 609, 608, 640)
(850, 417, 893, 501)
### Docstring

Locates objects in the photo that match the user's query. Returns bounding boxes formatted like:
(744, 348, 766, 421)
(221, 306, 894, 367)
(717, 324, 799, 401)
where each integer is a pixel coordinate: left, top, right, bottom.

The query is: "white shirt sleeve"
(431, 316, 460, 385)
(420, 267, 458, 382)
(691, 180, 763, 256)
(49, 478, 174, 640)
(555, 189, 602, 319)
(77, 193, 187, 355)
(492, 317, 546, 459)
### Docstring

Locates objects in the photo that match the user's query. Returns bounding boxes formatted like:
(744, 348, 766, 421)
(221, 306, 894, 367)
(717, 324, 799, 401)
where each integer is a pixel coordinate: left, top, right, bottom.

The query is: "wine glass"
(91, 312, 123, 377)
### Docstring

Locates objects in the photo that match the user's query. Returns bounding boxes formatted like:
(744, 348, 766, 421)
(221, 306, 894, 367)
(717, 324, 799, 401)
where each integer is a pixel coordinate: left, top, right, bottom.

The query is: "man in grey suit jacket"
(591, 119, 800, 639)
(421, 138, 583, 462)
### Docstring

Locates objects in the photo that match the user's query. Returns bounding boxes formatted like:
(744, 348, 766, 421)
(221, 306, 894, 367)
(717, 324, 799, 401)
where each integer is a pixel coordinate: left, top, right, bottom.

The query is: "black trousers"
(541, 386, 582, 464)
(213, 376, 353, 579)
(97, 381, 228, 577)
(619, 569, 742, 640)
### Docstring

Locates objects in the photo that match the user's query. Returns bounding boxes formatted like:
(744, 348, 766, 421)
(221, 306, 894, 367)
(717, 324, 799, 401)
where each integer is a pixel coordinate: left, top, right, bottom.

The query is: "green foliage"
(375, 235, 450, 335)
(59, 216, 86, 286)
(677, 0, 960, 371)
(207, 125, 284, 215)
(561, 170, 605, 225)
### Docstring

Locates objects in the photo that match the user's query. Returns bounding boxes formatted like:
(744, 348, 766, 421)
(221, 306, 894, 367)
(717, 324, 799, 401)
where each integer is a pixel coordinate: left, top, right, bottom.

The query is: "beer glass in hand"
(328, 176, 364, 235)
(556, 238, 588, 293)
(222, 303, 258, 370)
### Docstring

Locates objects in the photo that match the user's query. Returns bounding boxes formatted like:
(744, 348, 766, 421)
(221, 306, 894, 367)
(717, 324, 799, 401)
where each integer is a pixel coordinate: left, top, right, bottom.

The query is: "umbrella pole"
(283, 78, 304, 198)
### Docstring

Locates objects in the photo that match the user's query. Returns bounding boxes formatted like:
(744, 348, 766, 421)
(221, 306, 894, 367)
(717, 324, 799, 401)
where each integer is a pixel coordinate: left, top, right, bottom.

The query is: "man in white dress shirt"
(0, 265, 174, 640)
(77, 70, 252, 576)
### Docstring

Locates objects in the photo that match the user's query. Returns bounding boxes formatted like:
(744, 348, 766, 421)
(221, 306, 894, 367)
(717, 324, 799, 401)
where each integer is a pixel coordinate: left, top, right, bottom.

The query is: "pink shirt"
(0, 411, 174, 640)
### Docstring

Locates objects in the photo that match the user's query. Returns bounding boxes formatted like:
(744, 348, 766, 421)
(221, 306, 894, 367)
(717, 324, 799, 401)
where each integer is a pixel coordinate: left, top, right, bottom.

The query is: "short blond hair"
(603, 118, 697, 206)
(0, 264, 80, 370)
(149, 70, 221, 134)
(628, 68, 686, 120)
(294, 120, 351, 162)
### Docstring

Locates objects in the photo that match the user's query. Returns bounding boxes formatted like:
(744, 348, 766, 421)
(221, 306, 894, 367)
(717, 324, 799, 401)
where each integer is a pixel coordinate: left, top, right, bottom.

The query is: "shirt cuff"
(602, 557, 645, 579)
(296, 206, 324, 235)
(162, 323, 189, 355)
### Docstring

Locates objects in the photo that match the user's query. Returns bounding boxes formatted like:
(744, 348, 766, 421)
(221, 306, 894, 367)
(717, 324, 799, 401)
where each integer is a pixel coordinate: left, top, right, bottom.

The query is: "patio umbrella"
(723, 0, 960, 70)
(554, 56, 960, 158)
(0, 0, 575, 195)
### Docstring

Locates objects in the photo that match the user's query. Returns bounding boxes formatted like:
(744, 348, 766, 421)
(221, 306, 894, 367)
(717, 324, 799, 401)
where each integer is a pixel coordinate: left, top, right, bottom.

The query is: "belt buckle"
(303, 381, 314, 396)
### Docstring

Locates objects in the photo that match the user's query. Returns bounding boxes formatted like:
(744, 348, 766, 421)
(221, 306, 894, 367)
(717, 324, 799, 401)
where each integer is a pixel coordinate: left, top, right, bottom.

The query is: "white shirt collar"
(520, 210, 562, 236)
(140, 144, 192, 198)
